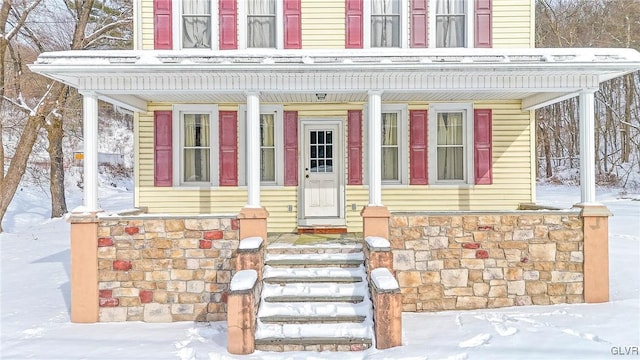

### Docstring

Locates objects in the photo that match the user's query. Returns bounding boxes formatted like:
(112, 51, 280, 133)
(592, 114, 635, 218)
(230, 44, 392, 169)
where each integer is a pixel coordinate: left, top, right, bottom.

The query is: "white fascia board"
(97, 94, 147, 113)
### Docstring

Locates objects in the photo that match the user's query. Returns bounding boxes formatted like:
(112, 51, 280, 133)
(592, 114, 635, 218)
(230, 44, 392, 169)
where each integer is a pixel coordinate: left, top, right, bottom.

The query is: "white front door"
(301, 122, 342, 221)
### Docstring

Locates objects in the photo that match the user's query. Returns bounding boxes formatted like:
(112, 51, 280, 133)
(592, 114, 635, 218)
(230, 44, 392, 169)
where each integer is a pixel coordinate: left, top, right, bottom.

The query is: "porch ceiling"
(30, 48, 640, 112)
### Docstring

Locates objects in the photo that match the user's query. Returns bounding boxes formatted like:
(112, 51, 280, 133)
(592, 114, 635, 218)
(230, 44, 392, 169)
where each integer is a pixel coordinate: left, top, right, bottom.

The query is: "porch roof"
(30, 48, 640, 112)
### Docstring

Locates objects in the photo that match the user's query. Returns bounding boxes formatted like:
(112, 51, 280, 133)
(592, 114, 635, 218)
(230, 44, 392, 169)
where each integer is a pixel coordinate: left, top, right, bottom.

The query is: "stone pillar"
(227, 270, 258, 355)
(236, 237, 265, 280)
(370, 268, 402, 350)
(579, 204, 611, 303)
(361, 206, 390, 239)
(69, 212, 99, 323)
(237, 208, 269, 243)
(364, 236, 393, 277)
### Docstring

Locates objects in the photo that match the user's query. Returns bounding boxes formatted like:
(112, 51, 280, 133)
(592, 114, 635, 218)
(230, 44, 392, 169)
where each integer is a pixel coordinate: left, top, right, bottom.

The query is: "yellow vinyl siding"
(301, 0, 345, 49)
(140, 0, 155, 50)
(492, 0, 534, 48)
(137, 101, 533, 231)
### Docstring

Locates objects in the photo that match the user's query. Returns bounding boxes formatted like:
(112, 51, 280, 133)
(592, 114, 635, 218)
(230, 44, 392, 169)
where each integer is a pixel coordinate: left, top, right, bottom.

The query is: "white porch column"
(367, 91, 383, 206)
(579, 89, 598, 204)
(246, 92, 261, 208)
(82, 93, 99, 211)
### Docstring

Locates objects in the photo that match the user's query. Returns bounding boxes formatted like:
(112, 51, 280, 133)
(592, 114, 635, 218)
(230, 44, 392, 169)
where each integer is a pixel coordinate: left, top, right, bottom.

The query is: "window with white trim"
(173, 0, 218, 50)
(173, 105, 219, 186)
(364, 104, 408, 185)
(430, 0, 474, 48)
(239, 105, 284, 185)
(239, 0, 283, 49)
(428, 103, 473, 184)
(364, 0, 408, 48)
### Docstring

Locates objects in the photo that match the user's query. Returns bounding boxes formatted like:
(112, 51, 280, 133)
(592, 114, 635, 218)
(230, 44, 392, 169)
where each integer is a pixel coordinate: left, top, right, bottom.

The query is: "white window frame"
(238, 0, 284, 49)
(172, 104, 220, 187)
(363, 104, 408, 186)
(428, 0, 475, 48)
(363, 0, 409, 49)
(238, 104, 284, 186)
(428, 103, 474, 185)
(172, 0, 220, 50)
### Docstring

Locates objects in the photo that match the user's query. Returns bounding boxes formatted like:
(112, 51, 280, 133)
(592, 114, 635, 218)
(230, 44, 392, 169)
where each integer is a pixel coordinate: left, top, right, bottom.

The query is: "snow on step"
(263, 265, 365, 280)
(265, 252, 364, 262)
(262, 282, 368, 299)
(267, 242, 362, 250)
(255, 321, 373, 340)
(258, 300, 371, 319)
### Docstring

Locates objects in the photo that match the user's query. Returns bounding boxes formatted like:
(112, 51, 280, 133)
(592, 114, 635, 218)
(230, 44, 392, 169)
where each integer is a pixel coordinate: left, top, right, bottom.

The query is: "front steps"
(254, 242, 374, 351)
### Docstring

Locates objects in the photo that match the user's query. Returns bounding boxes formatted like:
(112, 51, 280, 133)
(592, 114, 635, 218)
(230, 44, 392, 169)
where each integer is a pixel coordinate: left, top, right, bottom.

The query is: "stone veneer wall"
(388, 211, 584, 312)
(96, 215, 239, 322)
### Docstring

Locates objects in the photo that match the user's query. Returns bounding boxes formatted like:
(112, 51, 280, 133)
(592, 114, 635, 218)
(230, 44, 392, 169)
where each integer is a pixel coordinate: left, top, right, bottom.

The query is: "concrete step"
(258, 301, 371, 322)
(255, 322, 373, 351)
(264, 252, 364, 267)
(262, 265, 366, 284)
(266, 242, 363, 255)
(262, 282, 367, 303)
(254, 337, 372, 351)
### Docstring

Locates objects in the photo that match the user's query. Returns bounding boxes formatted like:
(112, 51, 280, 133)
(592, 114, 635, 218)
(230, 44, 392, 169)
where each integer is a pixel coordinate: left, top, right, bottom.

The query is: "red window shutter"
(153, 0, 172, 49)
(474, 109, 493, 185)
(345, 0, 363, 49)
(475, 0, 492, 48)
(154, 111, 173, 186)
(283, 111, 299, 186)
(284, 0, 302, 49)
(219, 0, 238, 50)
(347, 110, 363, 185)
(410, 0, 428, 48)
(219, 111, 238, 186)
(409, 110, 428, 185)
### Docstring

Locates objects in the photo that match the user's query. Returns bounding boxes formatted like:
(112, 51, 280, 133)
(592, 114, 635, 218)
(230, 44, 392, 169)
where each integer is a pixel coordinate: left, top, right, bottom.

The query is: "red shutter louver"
(409, 110, 428, 185)
(410, 0, 428, 48)
(284, 0, 302, 49)
(345, 0, 363, 49)
(219, 0, 238, 50)
(347, 110, 363, 185)
(154, 111, 173, 186)
(474, 109, 493, 185)
(474, 0, 492, 48)
(153, 0, 172, 49)
(219, 111, 238, 186)
(283, 111, 299, 186)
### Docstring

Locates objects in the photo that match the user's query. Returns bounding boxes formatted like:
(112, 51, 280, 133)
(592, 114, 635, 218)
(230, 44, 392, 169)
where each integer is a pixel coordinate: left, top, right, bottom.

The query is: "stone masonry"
(96, 215, 239, 322)
(389, 211, 584, 312)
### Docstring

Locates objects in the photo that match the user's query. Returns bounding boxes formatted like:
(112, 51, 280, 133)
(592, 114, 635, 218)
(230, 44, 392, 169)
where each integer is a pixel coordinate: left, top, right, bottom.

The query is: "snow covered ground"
(1, 184, 638, 359)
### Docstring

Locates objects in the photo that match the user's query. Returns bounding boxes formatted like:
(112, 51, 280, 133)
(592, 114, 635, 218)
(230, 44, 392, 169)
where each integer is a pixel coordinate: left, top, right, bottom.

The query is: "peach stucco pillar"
(237, 207, 269, 242)
(361, 206, 390, 239)
(69, 213, 99, 323)
(579, 204, 611, 303)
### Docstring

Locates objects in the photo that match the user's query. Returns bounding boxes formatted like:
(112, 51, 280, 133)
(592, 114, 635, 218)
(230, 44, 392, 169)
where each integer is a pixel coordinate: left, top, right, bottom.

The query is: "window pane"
(182, 0, 211, 48)
(247, 0, 276, 48)
(184, 149, 210, 182)
(382, 113, 398, 145)
(382, 147, 398, 180)
(260, 115, 274, 147)
(437, 147, 463, 180)
(261, 148, 275, 181)
(184, 114, 210, 147)
(437, 113, 463, 145)
(371, 0, 400, 47)
(435, 0, 465, 47)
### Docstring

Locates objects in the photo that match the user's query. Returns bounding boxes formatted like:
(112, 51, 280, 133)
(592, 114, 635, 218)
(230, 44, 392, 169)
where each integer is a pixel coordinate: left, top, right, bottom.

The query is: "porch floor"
(266, 233, 363, 247)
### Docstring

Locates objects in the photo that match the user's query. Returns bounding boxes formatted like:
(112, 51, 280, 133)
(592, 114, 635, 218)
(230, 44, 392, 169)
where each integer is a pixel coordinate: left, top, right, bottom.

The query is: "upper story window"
(428, 0, 483, 48)
(371, 0, 401, 47)
(182, 0, 213, 48)
(247, 0, 277, 48)
(434, 0, 466, 47)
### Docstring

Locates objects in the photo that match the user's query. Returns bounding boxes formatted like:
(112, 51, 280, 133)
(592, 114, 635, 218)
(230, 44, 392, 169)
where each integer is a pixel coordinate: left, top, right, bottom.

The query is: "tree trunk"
(48, 114, 67, 218)
(0, 115, 45, 232)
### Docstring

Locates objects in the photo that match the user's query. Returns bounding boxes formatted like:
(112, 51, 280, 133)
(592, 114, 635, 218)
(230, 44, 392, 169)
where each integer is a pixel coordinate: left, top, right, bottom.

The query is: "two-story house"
(31, 0, 640, 354)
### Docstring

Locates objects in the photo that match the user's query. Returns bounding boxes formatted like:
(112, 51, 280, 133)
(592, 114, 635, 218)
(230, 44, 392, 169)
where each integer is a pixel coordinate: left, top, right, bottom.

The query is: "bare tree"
(0, 0, 132, 232)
